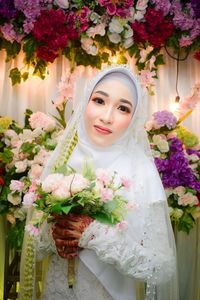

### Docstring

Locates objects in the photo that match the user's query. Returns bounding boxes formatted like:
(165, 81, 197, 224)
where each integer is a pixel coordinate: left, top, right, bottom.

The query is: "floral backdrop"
(0, 0, 200, 90)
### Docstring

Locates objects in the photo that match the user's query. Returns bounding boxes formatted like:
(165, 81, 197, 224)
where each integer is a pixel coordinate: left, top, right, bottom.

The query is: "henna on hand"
(52, 213, 93, 259)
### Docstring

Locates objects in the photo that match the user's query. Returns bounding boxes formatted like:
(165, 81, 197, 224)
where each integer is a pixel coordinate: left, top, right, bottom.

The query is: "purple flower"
(191, 0, 200, 18)
(169, 138, 183, 152)
(186, 148, 200, 158)
(0, 0, 17, 18)
(153, 110, 177, 129)
(151, 0, 171, 16)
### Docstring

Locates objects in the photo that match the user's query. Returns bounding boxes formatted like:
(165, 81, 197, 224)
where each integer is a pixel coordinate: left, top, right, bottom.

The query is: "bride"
(19, 65, 179, 300)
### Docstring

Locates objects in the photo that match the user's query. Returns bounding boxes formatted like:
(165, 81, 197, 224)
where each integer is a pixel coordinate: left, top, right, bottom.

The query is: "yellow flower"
(0, 116, 12, 133)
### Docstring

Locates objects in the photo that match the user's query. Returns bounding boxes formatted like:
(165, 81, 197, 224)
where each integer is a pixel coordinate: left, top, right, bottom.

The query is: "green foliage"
(9, 68, 29, 86)
(176, 213, 195, 234)
(32, 59, 47, 80)
(0, 148, 14, 164)
(7, 220, 25, 250)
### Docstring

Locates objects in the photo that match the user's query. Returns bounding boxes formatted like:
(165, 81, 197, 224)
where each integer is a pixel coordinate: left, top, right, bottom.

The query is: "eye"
(118, 105, 131, 114)
(92, 97, 105, 105)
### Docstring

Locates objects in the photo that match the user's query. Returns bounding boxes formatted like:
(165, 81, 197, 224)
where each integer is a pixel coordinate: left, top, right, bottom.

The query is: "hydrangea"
(153, 110, 177, 129)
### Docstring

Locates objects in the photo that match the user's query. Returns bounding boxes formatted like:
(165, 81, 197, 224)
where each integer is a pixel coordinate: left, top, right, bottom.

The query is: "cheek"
(84, 102, 96, 129)
(115, 115, 132, 134)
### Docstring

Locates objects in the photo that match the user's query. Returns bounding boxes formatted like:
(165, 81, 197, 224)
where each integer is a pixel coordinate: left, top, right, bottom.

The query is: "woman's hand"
(52, 213, 93, 259)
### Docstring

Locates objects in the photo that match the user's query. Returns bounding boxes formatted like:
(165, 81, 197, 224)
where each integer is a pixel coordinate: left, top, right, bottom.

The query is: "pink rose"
(178, 193, 199, 206)
(70, 174, 89, 195)
(28, 164, 43, 180)
(42, 174, 65, 193)
(29, 112, 56, 132)
(10, 180, 24, 192)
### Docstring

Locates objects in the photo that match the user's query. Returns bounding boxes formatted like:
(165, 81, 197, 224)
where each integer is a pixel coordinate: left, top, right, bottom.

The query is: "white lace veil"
(20, 65, 179, 300)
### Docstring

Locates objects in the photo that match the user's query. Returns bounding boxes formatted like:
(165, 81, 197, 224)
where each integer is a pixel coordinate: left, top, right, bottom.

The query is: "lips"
(94, 125, 112, 134)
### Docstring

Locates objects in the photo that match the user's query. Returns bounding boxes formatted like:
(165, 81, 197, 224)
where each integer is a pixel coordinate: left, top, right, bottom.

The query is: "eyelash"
(91, 98, 131, 114)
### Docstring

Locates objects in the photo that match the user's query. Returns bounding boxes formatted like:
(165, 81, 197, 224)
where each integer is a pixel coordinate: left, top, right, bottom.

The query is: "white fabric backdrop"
(0, 49, 200, 300)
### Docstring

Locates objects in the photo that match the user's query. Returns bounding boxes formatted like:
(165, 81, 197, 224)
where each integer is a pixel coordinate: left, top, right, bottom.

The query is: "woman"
(20, 65, 178, 300)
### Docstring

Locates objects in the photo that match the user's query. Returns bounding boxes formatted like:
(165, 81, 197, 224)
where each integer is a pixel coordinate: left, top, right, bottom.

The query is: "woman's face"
(84, 79, 136, 147)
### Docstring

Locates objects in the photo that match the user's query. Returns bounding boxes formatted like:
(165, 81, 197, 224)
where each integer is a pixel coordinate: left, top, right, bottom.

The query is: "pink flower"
(29, 112, 56, 132)
(96, 168, 111, 185)
(101, 188, 114, 202)
(174, 186, 185, 197)
(22, 192, 37, 208)
(121, 177, 131, 190)
(70, 174, 89, 195)
(15, 160, 28, 173)
(25, 224, 40, 236)
(140, 69, 156, 87)
(42, 174, 65, 193)
(116, 220, 128, 231)
(29, 180, 39, 192)
(178, 193, 199, 206)
(10, 180, 24, 192)
(179, 36, 193, 47)
(52, 186, 71, 198)
(28, 164, 43, 180)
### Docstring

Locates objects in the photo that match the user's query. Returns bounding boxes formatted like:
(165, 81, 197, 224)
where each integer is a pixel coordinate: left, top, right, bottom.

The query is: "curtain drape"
(0, 49, 200, 300)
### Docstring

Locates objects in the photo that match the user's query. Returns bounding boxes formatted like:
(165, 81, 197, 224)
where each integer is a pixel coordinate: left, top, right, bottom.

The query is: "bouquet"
(24, 162, 130, 286)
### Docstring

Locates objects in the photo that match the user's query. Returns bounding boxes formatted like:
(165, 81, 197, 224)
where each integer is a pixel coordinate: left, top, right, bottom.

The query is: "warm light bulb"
(169, 96, 180, 114)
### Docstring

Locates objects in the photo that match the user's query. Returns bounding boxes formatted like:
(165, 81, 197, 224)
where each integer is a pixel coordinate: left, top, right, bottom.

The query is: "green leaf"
(33, 60, 47, 80)
(0, 201, 9, 215)
(50, 203, 63, 214)
(177, 213, 195, 234)
(9, 68, 21, 85)
(0, 148, 14, 164)
(155, 54, 165, 66)
(24, 109, 33, 128)
(61, 204, 75, 214)
(91, 212, 117, 225)
(23, 38, 38, 64)
(20, 142, 35, 155)
(2, 40, 21, 61)
(22, 72, 29, 82)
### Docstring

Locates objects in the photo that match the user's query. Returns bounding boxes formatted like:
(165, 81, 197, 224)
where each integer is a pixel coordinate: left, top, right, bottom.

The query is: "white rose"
(14, 207, 26, 221)
(15, 160, 28, 173)
(123, 37, 134, 49)
(109, 17, 124, 34)
(8, 194, 22, 205)
(54, 0, 69, 8)
(124, 25, 133, 39)
(108, 33, 121, 44)
(157, 140, 169, 153)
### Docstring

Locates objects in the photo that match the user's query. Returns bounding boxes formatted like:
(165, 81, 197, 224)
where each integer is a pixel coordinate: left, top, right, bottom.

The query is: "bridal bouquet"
(24, 163, 130, 235)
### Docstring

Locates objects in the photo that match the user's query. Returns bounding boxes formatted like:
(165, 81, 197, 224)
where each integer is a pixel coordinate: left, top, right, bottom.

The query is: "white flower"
(32, 128, 44, 138)
(109, 17, 124, 34)
(81, 37, 98, 56)
(134, 10, 146, 21)
(90, 12, 100, 23)
(123, 37, 134, 49)
(29, 112, 56, 132)
(8, 193, 22, 205)
(14, 207, 26, 221)
(170, 208, 183, 220)
(136, 0, 148, 11)
(19, 129, 34, 142)
(42, 174, 65, 193)
(174, 186, 186, 197)
(52, 186, 71, 198)
(4, 129, 18, 139)
(124, 25, 133, 39)
(108, 33, 121, 44)
(15, 160, 28, 173)
(188, 154, 199, 162)
(87, 23, 106, 38)
(54, 0, 69, 9)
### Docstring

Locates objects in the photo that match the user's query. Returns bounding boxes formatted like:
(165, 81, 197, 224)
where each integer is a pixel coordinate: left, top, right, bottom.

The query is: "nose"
(100, 107, 114, 124)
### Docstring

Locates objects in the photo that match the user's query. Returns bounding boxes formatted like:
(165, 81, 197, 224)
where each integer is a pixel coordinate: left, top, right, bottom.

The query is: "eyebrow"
(94, 90, 133, 107)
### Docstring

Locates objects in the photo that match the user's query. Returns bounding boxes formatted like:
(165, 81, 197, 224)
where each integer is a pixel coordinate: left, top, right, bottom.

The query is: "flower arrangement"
(0, 110, 63, 249)
(146, 109, 200, 233)
(24, 165, 130, 236)
(0, 0, 199, 86)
